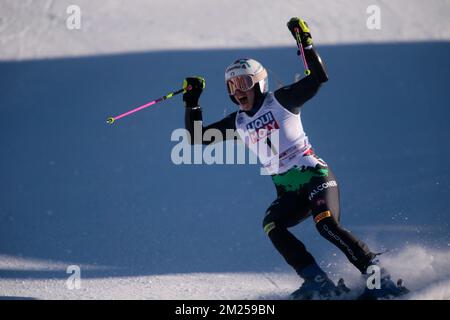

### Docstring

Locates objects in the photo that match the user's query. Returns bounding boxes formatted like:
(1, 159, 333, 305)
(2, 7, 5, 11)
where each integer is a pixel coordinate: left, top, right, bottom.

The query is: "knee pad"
(262, 214, 276, 235)
(263, 221, 276, 235)
(314, 210, 339, 237)
(314, 210, 333, 224)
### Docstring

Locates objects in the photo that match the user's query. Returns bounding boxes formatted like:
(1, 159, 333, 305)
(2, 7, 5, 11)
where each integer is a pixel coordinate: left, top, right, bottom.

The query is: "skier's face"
(234, 88, 255, 111)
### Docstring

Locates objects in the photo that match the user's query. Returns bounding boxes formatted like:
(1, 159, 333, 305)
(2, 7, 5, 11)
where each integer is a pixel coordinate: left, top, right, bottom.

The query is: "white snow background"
(0, 0, 449, 299)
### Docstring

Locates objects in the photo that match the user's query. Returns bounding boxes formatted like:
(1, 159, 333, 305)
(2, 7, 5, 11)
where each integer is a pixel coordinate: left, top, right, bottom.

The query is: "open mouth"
(237, 96, 248, 105)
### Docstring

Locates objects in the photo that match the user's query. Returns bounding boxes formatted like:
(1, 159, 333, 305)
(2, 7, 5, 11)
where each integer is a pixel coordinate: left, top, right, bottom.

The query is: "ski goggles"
(226, 70, 267, 95)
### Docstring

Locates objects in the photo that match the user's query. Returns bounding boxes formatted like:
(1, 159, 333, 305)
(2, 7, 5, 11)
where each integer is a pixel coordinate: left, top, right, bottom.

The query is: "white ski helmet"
(225, 58, 268, 104)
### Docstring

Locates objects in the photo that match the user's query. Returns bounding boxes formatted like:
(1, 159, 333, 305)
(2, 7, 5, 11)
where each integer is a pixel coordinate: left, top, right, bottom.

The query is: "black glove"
(183, 76, 206, 108)
(287, 17, 313, 47)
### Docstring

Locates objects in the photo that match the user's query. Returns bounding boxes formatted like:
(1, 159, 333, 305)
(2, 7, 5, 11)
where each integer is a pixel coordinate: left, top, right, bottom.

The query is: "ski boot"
(291, 263, 338, 300)
(358, 267, 409, 300)
(336, 278, 351, 295)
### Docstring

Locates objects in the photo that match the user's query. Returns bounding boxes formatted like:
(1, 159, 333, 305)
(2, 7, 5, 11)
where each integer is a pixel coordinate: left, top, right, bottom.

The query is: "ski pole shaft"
(106, 85, 192, 124)
(294, 28, 311, 76)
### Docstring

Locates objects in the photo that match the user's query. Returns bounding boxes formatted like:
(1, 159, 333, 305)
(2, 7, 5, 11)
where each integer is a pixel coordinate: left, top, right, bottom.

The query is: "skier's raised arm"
(274, 18, 329, 113)
(183, 77, 237, 145)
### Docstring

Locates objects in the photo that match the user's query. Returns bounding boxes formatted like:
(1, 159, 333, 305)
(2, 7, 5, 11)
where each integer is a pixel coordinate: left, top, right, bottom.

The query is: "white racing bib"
(235, 92, 324, 175)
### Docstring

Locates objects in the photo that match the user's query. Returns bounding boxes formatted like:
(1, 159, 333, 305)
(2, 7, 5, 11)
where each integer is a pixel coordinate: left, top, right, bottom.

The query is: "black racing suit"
(184, 46, 375, 277)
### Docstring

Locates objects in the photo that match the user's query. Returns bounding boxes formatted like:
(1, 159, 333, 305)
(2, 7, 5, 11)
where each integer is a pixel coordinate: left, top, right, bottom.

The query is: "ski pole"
(106, 85, 192, 124)
(294, 27, 311, 76)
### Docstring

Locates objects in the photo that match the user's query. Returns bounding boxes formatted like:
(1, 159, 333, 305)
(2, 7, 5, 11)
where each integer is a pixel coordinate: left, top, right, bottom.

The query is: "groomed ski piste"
(1, 0, 449, 300)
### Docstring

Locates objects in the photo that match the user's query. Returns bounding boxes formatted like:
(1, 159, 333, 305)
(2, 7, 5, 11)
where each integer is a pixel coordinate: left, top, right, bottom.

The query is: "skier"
(182, 18, 405, 299)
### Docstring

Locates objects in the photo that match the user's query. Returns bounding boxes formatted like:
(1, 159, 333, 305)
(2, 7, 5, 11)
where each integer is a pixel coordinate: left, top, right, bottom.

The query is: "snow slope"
(1, 0, 450, 60)
(0, 0, 449, 299)
(1, 246, 449, 300)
